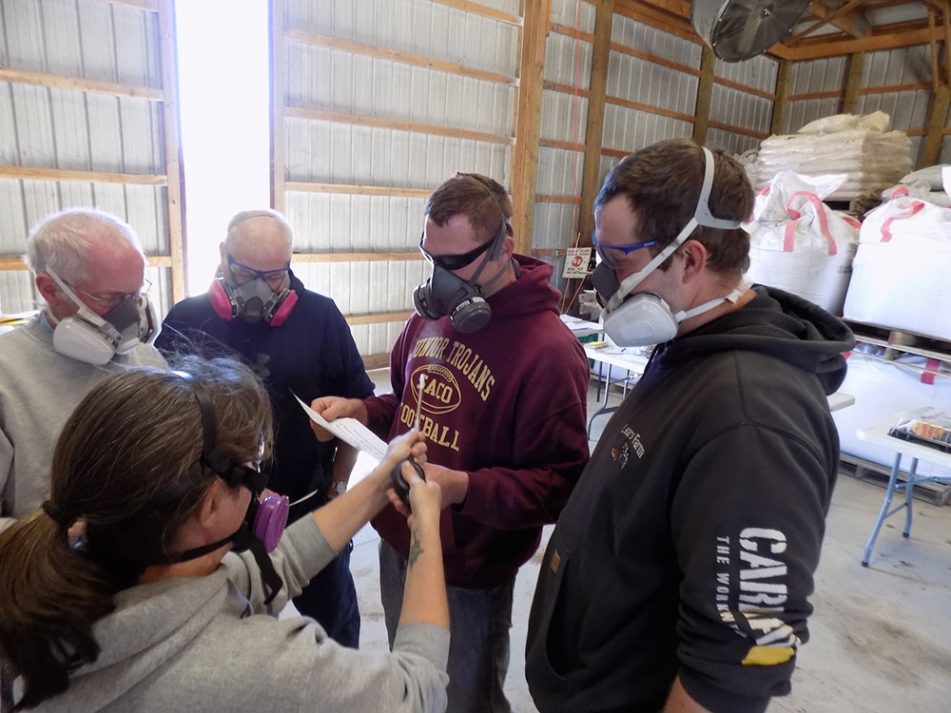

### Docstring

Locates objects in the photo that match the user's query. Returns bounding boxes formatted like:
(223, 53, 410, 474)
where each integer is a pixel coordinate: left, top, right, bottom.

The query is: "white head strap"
(672, 280, 750, 322)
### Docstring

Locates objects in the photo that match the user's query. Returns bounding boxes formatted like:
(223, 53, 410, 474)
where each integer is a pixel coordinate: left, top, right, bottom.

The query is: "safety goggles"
(226, 255, 290, 289)
(592, 235, 659, 269)
(61, 278, 152, 311)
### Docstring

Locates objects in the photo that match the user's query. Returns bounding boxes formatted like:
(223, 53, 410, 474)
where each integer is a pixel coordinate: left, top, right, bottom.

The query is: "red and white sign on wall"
(562, 247, 592, 279)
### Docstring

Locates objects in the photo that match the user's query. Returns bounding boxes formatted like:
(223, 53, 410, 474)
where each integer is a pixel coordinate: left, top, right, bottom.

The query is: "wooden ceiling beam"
(788, 0, 865, 45)
(780, 26, 940, 60)
(617, 0, 942, 62)
(922, 0, 947, 15)
(614, 0, 701, 45)
(808, 1, 870, 38)
(639, 0, 689, 19)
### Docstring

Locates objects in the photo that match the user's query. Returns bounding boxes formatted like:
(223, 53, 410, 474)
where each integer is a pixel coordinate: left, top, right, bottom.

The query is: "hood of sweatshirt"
(659, 285, 855, 395)
(486, 255, 562, 321)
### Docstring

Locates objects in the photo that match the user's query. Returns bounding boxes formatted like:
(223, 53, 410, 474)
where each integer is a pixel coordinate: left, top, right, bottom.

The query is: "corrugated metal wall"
(606, 13, 698, 163)
(782, 46, 942, 171)
(599, 12, 698, 198)
(276, 0, 519, 359)
(6, 0, 948, 352)
(856, 46, 932, 166)
(0, 0, 181, 316)
(709, 54, 776, 156)
(783, 56, 847, 133)
(533, 0, 593, 285)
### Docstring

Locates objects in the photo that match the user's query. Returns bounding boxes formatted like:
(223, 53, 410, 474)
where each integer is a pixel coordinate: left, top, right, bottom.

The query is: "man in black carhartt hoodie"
(526, 139, 854, 713)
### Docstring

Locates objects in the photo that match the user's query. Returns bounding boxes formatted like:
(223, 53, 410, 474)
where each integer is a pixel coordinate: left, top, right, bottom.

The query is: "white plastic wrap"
(843, 196, 951, 340)
(901, 164, 950, 190)
(744, 171, 859, 315)
(833, 350, 951, 479)
(754, 112, 912, 201)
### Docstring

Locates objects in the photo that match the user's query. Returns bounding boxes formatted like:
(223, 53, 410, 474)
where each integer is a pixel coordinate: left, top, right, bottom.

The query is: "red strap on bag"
(921, 357, 941, 386)
(881, 201, 925, 243)
(783, 191, 837, 255)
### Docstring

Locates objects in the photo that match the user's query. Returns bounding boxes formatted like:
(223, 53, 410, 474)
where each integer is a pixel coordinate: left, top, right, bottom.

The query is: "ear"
(35, 273, 73, 319)
(35, 273, 58, 303)
(679, 239, 708, 284)
(196, 478, 228, 530)
(498, 234, 515, 260)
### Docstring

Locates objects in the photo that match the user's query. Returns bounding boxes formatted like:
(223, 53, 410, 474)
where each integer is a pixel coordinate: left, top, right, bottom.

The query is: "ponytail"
(0, 510, 123, 709)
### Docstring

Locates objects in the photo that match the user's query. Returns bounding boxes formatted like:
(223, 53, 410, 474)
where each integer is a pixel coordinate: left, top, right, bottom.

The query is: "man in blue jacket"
(155, 209, 373, 647)
(526, 140, 854, 712)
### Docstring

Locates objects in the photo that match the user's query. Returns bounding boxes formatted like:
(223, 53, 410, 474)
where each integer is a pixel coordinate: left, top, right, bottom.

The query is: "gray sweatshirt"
(0, 315, 166, 531)
(25, 516, 450, 712)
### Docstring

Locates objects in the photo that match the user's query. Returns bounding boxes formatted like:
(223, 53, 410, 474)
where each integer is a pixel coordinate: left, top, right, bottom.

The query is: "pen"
(414, 373, 426, 433)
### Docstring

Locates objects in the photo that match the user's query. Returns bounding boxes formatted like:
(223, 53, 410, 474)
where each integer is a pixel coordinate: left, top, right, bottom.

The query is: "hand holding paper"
(295, 393, 388, 461)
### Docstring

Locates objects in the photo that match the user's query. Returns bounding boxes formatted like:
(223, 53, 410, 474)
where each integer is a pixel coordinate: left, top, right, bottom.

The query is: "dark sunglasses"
(418, 222, 506, 271)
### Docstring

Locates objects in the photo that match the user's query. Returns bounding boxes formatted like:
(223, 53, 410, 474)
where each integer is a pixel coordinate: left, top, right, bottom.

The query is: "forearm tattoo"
(408, 531, 423, 569)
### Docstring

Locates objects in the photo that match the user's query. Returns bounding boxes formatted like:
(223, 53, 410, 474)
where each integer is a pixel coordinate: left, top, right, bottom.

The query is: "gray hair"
(26, 208, 144, 283)
(224, 209, 294, 255)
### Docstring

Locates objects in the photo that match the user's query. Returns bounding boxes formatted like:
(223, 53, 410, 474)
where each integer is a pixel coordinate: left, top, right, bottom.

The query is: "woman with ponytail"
(0, 356, 448, 712)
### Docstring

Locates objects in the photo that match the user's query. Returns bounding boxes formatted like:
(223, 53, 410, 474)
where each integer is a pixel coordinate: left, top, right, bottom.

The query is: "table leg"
(862, 452, 904, 567)
(587, 364, 615, 439)
(903, 457, 919, 538)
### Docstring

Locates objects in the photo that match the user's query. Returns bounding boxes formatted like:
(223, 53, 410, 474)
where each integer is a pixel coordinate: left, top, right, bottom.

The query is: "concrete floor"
(321, 369, 951, 712)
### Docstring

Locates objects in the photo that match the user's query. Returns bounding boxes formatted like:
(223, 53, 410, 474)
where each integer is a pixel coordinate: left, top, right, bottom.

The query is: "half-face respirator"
(413, 220, 508, 334)
(592, 147, 745, 347)
(164, 371, 289, 604)
(209, 256, 298, 327)
(46, 268, 157, 365)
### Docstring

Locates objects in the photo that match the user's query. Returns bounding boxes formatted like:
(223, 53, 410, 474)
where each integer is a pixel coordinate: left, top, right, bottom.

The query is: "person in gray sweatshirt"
(0, 208, 166, 535)
(0, 356, 449, 713)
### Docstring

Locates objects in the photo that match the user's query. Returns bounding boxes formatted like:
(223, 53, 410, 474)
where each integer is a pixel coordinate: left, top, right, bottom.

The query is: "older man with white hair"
(155, 209, 373, 648)
(0, 208, 165, 533)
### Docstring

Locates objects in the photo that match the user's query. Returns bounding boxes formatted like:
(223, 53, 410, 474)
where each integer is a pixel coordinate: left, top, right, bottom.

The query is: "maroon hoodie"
(366, 255, 590, 587)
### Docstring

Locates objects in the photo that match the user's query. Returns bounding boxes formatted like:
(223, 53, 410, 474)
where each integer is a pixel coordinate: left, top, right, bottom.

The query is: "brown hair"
(595, 139, 754, 277)
(0, 356, 272, 709)
(425, 172, 513, 243)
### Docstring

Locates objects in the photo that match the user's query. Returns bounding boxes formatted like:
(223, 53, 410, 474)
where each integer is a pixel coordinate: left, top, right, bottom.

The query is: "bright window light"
(175, 0, 271, 296)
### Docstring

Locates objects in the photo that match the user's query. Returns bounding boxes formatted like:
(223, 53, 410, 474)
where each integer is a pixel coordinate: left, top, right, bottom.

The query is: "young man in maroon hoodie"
(312, 173, 590, 713)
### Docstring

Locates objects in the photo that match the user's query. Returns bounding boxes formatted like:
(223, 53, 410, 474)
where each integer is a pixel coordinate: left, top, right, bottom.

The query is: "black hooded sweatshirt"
(526, 286, 855, 713)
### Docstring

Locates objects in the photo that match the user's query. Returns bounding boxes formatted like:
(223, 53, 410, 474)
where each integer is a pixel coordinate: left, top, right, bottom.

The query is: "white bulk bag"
(744, 172, 859, 315)
(843, 196, 951, 340)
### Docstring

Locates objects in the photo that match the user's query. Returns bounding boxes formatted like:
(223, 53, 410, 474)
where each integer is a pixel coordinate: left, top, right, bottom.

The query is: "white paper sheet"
(293, 393, 388, 461)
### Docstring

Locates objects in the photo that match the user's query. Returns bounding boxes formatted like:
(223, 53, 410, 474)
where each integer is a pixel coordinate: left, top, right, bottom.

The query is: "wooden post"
(692, 46, 715, 145)
(920, 10, 950, 168)
(919, 83, 950, 167)
(156, 0, 186, 303)
(841, 52, 864, 114)
(769, 59, 790, 136)
(270, 0, 287, 213)
(944, 3, 951, 92)
(509, 0, 551, 255)
(578, 0, 614, 247)
(929, 10, 940, 93)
